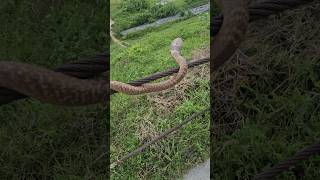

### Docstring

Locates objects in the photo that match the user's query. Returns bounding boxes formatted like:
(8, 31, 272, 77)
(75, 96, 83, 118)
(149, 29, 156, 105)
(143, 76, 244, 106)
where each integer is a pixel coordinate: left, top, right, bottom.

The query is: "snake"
(110, 38, 188, 95)
(0, 38, 187, 105)
(110, 19, 127, 48)
(212, 0, 250, 71)
(0, 61, 108, 106)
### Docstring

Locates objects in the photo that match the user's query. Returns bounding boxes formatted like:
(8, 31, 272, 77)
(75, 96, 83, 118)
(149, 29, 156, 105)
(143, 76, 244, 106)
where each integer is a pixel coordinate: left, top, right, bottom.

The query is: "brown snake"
(212, 0, 250, 71)
(0, 61, 108, 106)
(111, 38, 188, 95)
(0, 38, 187, 105)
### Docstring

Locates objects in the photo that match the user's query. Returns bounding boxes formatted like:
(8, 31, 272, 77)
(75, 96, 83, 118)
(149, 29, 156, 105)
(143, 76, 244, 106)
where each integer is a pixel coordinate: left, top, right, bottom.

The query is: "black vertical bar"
(105, 0, 111, 179)
(210, 0, 215, 179)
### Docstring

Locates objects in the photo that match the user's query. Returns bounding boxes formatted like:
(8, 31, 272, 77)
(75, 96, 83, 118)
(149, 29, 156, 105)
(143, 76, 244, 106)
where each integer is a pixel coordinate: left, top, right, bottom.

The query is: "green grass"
(212, 2, 320, 179)
(0, 0, 108, 179)
(110, 12, 210, 179)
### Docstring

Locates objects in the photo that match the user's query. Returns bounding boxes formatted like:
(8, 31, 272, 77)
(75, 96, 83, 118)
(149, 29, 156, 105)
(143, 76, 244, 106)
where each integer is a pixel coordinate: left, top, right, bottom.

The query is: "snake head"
(171, 38, 183, 52)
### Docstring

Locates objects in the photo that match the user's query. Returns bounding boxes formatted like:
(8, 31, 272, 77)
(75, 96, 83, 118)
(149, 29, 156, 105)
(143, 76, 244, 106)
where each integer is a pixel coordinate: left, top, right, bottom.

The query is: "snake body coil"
(0, 61, 108, 106)
(212, 0, 250, 70)
(110, 38, 188, 95)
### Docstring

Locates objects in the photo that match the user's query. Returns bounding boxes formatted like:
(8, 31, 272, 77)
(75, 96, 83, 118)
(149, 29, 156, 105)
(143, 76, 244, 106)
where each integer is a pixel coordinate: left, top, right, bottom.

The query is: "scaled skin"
(0, 61, 108, 106)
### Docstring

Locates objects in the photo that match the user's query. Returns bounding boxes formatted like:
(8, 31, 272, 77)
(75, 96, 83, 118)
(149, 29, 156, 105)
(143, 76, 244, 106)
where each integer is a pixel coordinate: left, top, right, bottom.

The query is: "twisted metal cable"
(254, 142, 320, 179)
(212, 0, 314, 36)
(54, 52, 109, 78)
(110, 57, 209, 95)
(111, 108, 210, 168)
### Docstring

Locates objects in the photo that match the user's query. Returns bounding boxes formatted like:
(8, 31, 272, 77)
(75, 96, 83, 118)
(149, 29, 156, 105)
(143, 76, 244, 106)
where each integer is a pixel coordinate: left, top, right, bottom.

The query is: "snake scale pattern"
(0, 61, 108, 106)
